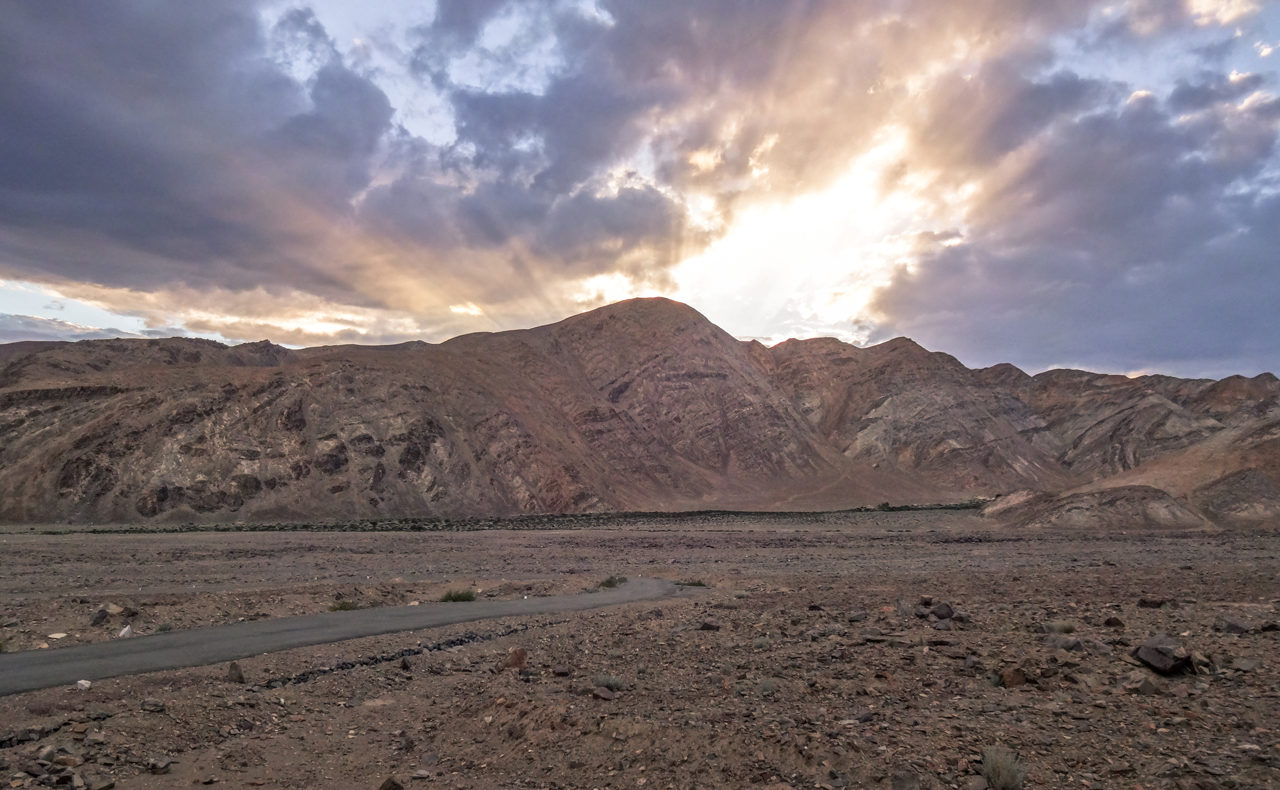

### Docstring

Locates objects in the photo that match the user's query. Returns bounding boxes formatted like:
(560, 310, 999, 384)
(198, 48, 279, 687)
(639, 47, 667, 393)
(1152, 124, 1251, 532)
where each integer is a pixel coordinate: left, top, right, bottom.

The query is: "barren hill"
(1, 297, 1277, 525)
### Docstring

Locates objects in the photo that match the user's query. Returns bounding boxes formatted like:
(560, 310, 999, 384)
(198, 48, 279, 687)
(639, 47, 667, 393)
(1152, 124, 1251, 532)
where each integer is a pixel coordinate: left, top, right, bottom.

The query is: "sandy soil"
(1, 511, 1277, 789)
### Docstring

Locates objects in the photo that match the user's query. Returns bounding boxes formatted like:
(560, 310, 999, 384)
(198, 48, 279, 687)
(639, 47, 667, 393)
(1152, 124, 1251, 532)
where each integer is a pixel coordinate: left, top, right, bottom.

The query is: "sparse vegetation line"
(22, 501, 989, 536)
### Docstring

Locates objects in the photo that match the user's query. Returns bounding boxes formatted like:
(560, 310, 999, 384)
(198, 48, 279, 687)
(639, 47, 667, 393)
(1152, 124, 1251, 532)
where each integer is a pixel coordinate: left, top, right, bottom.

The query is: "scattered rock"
(103, 603, 124, 616)
(891, 772, 920, 790)
(499, 647, 527, 671)
(1133, 635, 1193, 675)
(89, 609, 108, 627)
(1214, 615, 1251, 635)
(1043, 634, 1083, 652)
(592, 687, 617, 701)
(140, 698, 166, 713)
(47, 632, 67, 640)
(147, 757, 174, 774)
(226, 662, 245, 684)
(1259, 621, 1279, 632)
(1232, 658, 1260, 672)
(75, 679, 92, 691)
(116, 625, 132, 639)
(966, 777, 989, 790)
(929, 602, 954, 620)
(999, 667, 1029, 687)
(1104, 616, 1125, 628)
(399, 656, 412, 672)
(847, 610, 869, 623)
(698, 618, 721, 631)
(378, 778, 404, 790)
(1120, 671, 1161, 695)
(1137, 597, 1168, 608)
(932, 619, 953, 631)
(552, 665, 572, 677)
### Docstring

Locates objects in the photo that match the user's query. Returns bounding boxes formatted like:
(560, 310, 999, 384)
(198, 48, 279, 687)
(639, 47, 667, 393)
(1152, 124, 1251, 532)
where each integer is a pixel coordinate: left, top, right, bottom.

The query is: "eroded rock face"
(0, 297, 1277, 524)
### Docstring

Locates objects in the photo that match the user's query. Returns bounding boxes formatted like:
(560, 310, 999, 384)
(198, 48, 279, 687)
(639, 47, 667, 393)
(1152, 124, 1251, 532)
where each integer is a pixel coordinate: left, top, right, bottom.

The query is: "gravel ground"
(1, 512, 1277, 789)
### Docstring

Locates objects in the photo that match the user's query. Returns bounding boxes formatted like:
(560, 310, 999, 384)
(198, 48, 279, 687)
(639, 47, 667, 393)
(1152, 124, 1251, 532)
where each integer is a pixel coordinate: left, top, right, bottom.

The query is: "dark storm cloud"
(871, 70, 1280, 377)
(0, 0, 1276, 375)
(0, 2, 396, 305)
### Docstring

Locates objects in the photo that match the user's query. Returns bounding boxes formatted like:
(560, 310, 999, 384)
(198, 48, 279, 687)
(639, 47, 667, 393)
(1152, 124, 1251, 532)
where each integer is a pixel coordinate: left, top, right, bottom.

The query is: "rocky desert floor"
(0, 510, 1277, 789)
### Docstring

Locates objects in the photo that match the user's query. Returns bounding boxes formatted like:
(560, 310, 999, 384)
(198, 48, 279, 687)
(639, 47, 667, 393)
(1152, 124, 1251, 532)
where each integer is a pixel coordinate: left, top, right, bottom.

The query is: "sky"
(1, 0, 1279, 378)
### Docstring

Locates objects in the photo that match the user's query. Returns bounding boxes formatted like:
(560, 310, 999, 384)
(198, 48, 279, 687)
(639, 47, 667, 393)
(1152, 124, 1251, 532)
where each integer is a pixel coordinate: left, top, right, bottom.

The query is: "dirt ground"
(1, 511, 1277, 789)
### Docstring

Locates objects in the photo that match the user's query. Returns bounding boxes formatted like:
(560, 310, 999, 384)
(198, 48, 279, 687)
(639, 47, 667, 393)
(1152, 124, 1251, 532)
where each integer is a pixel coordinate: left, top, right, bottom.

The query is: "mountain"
(1, 297, 1277, 525)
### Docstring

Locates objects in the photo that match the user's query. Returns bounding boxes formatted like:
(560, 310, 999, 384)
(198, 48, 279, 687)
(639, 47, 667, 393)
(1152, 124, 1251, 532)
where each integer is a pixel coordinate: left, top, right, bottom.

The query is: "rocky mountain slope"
(1, 297, 1277, 525)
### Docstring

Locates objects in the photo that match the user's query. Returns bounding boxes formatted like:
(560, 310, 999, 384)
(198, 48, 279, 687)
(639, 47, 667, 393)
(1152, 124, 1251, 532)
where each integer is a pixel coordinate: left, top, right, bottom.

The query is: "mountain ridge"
(2, 297, 1277, 526)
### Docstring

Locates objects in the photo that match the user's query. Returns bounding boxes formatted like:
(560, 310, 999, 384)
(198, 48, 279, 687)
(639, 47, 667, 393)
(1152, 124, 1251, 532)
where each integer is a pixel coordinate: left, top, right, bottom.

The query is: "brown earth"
(1, 512, 1277, 789)
(3, 297, 1278, 527)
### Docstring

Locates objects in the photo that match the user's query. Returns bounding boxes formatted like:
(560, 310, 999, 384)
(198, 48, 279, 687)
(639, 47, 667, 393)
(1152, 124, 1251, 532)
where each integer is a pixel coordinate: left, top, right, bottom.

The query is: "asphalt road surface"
(0, 577, 679, 696)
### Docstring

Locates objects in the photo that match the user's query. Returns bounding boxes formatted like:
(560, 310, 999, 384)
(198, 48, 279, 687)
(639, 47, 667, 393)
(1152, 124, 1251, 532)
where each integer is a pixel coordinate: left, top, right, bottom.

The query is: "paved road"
(0, 577, 679, 696)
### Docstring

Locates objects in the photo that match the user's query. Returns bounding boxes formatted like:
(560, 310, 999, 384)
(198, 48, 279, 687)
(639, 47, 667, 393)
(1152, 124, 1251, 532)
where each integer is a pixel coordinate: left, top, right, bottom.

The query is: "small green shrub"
(329, 600, 361, 611)
(156, 623, 173, 633)
(758, 678, 779, 696)
(440, 589, 476, 602)
(592, 674, 624, 691)
(599, 575, 627, 589)
(753, 637, 771, 650)
(676, 579, 708, 587)
(982, 745, 1027, 790)
(1041, 620, 1076, 634)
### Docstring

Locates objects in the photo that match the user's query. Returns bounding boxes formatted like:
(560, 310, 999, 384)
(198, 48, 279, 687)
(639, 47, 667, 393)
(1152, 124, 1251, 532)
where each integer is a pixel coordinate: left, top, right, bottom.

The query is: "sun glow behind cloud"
(581, 126, 974, 345)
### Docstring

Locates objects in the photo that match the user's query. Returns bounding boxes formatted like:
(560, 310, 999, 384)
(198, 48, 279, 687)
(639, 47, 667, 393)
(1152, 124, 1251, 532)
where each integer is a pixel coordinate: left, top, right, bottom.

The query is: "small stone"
(89, 610, 108, 627)
(75, 680, 92, 691)
(952, 611, 971, 624)
(699, 618, 721, 631)
(932, 619, 952, 631)
(48, 633, 67, 640)
(378, 779, 404, 790)
(999, 667, 1028, 687)
(966, 778, 989, 790)
(1133, 635, 1193, 675)
(103, 603, 124, 616)
(226, 662, 245, 684)
(552, 665, 572, 677)
(929, 602, 954, 620)
(500, 647, 527, 671)
(1104, 616, 1125, 628)
(140, 698, 166, 713)
(399, 656, 412, 672)
(592, 687, 617, 701)
(116, 625, 132, 639)
(411, 769, 432, 779)
(847, 610, 869, 623)
(1137, 597, 1167, 608)
(1232, 658, 1260, 672)
(1044, 634, 1083, 652)
(1120, 670, 1160, 695)
(146, 758, 173, 774)
(917, 595, 933, 606)
(891, 772, 920, 790)
(1214, 616, 1251, 635)
(1259, 621, 1279, 632)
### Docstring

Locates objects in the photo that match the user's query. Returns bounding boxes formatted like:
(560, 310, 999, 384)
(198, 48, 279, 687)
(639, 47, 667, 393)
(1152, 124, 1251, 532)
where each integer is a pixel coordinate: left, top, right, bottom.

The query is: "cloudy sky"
(2, 1, 1278, 377)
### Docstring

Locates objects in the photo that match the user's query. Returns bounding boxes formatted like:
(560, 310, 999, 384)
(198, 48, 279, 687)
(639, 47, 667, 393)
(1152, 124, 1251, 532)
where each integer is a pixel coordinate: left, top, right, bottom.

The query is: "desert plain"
(1, 510, 1277, 789)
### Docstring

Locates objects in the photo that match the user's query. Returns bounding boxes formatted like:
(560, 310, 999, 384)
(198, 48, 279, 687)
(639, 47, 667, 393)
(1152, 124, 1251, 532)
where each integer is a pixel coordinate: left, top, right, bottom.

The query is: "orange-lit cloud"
(0, 0, 1277, 376)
